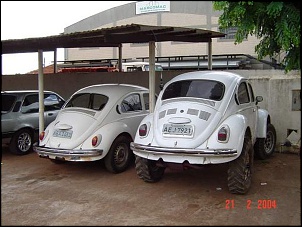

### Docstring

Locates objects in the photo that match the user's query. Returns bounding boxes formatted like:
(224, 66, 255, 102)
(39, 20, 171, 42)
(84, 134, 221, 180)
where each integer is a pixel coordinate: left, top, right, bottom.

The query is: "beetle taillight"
(139, 124, 148, 136)
(92, 134, 102, 147)
(92, 136, 98, 147)
(218, 126, 229, 142)
(39, 131, 45, 141)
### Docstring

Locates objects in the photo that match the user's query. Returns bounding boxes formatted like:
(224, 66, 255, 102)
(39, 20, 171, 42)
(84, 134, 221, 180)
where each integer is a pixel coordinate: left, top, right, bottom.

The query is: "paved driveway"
(1, 145, 300, 226)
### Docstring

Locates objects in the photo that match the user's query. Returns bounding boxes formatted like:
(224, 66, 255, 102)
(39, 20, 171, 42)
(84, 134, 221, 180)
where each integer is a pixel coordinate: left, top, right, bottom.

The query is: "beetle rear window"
(65, 93, 108, 111)
(162, 80, 225, 101)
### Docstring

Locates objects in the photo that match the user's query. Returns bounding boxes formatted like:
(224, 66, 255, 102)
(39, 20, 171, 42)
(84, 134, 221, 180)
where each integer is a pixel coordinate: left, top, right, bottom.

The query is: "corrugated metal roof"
(1, 23, 225, 54)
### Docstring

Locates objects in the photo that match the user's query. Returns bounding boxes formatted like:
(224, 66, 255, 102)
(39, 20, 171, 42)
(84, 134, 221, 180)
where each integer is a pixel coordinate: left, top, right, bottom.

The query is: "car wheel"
(135, 155, 166, 183)
(254, 123, 277, 160)
(227, 134, 254, 194)
(104, 135, 133, 173)
(9, 128, 33, 155)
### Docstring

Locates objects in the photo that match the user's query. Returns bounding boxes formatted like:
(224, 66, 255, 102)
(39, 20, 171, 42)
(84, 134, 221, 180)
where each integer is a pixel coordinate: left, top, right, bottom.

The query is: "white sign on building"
(136, 1, 170, 15)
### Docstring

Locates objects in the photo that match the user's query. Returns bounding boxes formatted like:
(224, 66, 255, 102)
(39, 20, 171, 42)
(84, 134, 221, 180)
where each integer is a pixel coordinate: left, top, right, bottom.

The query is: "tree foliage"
(213, 1, 300, 72)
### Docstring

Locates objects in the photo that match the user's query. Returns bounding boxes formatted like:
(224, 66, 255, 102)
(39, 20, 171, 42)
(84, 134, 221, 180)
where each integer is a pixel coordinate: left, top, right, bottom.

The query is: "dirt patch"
(1, 145, 300, 225)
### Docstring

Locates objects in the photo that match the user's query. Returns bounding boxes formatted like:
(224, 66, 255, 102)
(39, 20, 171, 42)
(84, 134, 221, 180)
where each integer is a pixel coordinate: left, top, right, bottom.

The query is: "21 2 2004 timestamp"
(225, 199, 277, 210)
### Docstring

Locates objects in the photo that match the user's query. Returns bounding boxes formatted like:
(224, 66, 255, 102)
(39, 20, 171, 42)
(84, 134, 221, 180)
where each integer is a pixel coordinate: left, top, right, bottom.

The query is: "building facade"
(63, 1, 261, 64)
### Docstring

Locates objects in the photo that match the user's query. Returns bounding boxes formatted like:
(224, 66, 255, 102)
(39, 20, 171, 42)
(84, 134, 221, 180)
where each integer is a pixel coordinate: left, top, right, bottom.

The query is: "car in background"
(33, 84, 153, 174)
(122, 62, 163, 72)
(131, 70, 277, 194)
(1, 90, 65, 155)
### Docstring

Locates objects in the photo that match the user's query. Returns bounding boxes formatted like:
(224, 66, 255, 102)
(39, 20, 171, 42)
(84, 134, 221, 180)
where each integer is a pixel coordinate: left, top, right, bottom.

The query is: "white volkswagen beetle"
(34, 84, 151, 173)
(131, 71, 277, 194)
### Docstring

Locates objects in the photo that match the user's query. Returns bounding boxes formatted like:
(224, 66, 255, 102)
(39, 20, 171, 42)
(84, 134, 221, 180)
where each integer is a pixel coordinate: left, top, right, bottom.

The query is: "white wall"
(227, 70, 301, 150)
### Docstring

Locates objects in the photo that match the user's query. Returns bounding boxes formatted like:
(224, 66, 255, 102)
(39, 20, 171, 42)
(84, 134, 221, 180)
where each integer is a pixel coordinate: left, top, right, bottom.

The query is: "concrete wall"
(2, 70, 301, 150)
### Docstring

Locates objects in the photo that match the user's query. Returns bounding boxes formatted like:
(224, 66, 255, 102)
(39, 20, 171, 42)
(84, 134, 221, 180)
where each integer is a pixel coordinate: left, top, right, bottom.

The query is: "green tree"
(213, 1, 300, 72)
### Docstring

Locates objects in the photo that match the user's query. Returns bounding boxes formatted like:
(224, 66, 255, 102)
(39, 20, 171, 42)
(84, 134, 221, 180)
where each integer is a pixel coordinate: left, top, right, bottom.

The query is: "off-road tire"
(9, 128, 33, 155)
(228, 135, 254, 194)
(135, 155, 166, 182)
(254, 123, 277, 160)
(104, 135, 133, 173)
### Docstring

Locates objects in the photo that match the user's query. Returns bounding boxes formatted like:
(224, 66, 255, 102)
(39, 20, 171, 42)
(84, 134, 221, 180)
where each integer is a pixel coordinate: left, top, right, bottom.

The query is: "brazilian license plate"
(162, 124, 193, 136)
(53, 129, 73, 139)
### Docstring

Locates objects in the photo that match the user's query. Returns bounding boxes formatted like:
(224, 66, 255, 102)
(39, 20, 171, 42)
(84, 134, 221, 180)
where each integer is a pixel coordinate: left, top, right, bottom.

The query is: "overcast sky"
(1, 1, 135, 75)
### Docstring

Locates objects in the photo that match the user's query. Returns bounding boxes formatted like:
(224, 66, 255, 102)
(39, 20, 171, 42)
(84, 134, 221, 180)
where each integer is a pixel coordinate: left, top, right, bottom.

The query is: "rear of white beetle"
(131, 71, 276, 194)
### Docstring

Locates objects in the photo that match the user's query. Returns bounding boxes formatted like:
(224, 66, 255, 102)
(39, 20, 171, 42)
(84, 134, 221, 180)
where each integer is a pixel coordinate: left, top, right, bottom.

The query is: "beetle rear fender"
(81, 122, 133, 157)
(206, 114, 248, 156)
(39, 121, 56, 146)
(139, 113, 154, 126)
(257, 109, 269, 138)
(134, 113, 154, 145)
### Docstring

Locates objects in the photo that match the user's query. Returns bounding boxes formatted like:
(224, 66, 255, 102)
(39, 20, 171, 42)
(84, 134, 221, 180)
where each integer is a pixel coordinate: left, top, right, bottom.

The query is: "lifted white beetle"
(131, 71, 276, 194)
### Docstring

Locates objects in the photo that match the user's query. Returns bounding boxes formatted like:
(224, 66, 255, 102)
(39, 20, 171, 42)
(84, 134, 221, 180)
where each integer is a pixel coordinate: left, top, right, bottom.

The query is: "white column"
(149, 41, 156, 113)
(118, 44, 122, 72)
(38, 50, 45, 135)
(208, 39, 212, 70)
(54, 49, 57, 73)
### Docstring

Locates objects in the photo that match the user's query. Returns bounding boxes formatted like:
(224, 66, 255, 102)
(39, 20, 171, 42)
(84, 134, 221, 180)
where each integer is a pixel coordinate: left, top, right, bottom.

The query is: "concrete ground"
(1, 145, 301, 226)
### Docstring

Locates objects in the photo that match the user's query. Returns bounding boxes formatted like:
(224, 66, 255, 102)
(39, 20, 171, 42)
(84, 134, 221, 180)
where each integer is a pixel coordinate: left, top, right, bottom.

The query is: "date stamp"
(225, 199, 277, 210)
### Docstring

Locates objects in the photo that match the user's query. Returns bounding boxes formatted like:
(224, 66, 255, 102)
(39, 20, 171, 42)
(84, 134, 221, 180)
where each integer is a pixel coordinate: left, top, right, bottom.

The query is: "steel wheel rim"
(264, 131, 274, 154)
(114, 144, 128, 167)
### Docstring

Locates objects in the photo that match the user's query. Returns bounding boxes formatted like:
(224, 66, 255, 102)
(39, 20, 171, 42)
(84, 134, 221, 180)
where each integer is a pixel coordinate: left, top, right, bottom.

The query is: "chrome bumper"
(130, 142, 237, 157)
(33, 143, 103, 160)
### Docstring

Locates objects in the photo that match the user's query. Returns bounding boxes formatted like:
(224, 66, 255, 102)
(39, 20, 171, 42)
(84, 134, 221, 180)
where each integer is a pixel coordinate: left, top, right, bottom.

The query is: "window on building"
(219, 27, 238, 40)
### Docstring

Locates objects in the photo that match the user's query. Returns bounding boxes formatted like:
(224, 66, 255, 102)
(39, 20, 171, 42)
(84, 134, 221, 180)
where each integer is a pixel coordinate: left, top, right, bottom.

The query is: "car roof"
(74, 84, 148, 98)
(1, 90, 56, 95)
(167, 71, 244, 87)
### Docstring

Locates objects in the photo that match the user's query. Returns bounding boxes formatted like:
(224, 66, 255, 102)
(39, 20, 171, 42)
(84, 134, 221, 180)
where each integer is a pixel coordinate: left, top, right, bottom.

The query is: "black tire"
(104, 135, 133, 173)
(254, 123, 277, 160)
(9, 128, 33, 155)
(50, 159, 66, 164)
(135, 155, 166, 183)
(228, 135, 254, 194)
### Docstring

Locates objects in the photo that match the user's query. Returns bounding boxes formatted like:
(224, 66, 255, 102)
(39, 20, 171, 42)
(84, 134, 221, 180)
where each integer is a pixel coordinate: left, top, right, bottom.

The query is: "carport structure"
(1, 23, 225, 134)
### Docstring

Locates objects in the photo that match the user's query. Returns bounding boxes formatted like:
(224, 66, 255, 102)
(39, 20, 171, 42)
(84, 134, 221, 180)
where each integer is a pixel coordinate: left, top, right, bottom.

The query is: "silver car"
(1, 90, 65, 155)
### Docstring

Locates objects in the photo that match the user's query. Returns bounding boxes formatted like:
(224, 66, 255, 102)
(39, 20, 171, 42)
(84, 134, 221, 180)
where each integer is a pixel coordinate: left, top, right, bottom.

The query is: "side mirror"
(256, 96, 263, 105)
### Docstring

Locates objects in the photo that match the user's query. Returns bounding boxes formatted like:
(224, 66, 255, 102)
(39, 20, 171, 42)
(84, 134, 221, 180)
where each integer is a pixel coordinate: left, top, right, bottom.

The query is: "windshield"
(64, 93, 109, 111)
(162, 79, 225, 101)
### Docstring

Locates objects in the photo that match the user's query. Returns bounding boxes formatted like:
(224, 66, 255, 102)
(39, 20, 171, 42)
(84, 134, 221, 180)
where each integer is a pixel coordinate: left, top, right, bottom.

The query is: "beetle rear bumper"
(130, 142, 237, 157)
(33, 143, 103, 162)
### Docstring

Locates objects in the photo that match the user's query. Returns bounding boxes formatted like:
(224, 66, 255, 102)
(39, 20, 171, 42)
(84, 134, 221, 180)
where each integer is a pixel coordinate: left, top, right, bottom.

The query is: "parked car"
(1, 90, 65, 155)
(33, 84, 152, 173)
(131, 70, 277, 194)
(122, 62, 163, 72)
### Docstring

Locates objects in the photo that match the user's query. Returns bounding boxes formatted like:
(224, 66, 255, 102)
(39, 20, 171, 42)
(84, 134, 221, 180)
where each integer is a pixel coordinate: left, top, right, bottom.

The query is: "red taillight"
(218, 127, 228, 142)
(39, 131, 45, 141)
(92, 136, 98, 147)
(139, 124, 148, 136)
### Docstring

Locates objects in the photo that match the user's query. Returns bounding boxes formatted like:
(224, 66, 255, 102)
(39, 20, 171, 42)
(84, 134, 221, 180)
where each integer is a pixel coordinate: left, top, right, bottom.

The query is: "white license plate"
(162, 124, 193, 136)
(53, 129, 73, 139)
